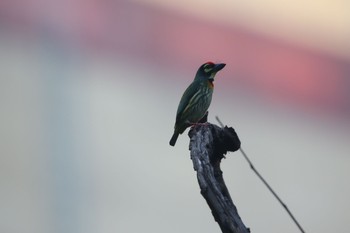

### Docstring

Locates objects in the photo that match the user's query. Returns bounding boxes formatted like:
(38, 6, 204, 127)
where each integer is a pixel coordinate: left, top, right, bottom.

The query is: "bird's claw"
(190, 122, 210, 128)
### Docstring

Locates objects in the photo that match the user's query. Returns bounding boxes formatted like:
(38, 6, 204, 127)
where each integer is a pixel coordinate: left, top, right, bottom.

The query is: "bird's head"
(194, 62, 226, 82)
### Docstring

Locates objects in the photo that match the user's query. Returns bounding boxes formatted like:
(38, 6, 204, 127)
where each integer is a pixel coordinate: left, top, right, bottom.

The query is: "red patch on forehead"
(205, 61, 215, 65)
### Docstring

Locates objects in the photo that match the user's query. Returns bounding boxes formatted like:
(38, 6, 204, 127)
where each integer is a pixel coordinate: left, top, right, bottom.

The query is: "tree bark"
(188, 123, 250, 233)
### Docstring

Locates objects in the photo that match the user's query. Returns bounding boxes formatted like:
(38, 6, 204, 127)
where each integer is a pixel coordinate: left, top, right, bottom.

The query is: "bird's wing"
(175, 81, 200, 123)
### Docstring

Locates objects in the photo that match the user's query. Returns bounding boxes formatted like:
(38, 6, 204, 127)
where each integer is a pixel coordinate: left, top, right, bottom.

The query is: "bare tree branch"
(188, 123, 250, 233)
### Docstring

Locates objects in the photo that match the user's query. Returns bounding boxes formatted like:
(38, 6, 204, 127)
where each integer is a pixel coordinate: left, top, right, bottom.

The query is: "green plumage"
(169, 62, 226, 146)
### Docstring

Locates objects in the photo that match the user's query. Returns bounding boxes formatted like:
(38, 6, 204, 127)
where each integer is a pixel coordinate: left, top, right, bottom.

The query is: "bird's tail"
(169, 132, 179, 146)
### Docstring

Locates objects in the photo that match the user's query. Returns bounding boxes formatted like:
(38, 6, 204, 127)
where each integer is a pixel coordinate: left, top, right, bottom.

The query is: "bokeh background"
(1, 0, 349, 233)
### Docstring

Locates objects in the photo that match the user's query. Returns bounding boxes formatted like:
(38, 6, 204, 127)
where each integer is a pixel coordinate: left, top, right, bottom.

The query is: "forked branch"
(188, 123, 249, 233)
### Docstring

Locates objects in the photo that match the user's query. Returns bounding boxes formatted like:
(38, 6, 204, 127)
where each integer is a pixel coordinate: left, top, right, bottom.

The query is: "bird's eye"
(204, 64, 213, 73)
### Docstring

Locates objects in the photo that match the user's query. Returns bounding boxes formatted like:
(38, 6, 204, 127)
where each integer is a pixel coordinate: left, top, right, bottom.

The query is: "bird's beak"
(213, 63, 226, 72)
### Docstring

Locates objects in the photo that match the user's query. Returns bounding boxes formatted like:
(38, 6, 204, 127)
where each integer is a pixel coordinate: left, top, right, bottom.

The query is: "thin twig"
(215, 116, 306, 233)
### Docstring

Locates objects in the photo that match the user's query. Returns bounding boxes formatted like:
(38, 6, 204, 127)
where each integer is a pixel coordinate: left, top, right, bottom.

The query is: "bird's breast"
(207, 80, 214, 89)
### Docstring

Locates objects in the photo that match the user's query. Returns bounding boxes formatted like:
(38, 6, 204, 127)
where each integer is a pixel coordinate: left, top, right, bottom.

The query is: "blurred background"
(1, 0, 349, 233)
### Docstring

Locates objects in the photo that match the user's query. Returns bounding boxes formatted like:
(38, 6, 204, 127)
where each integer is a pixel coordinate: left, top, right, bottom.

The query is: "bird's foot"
(190, 122, 210, 128)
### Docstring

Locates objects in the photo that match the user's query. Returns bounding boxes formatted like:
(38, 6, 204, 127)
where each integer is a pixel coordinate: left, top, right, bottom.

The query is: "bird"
(169, 61, 226, 146)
